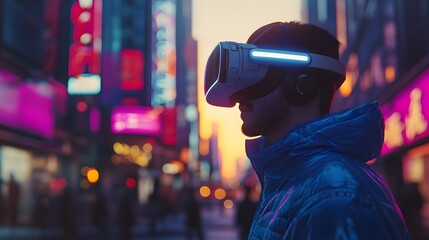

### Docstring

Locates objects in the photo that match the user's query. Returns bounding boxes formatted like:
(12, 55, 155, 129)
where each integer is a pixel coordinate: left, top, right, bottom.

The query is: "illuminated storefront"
(380, 64, 429, 202)
(0, 1, 72, 226)
(0, 145, 63, 225)
(0, 68, 67, 225)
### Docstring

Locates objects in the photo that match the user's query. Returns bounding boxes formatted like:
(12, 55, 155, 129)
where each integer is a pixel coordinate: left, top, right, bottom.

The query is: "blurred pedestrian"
(90, 189, 109, 240)
(32, 189, 50, 232)
(118, 190, 135, 240)
(184, 186, 204, 240)
(145, 177, 167, 236)
(6, 173, 20, 227)
(399, 182, 424, 240)
(58, 185, 77, 240)
(0, 178, 5, 225)
(204, 21, 409, 239)
(235, 185, 257, 240)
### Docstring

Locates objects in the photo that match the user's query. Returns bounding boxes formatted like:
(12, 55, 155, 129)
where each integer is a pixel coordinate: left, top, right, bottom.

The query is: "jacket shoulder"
(304, 155, 362, 191)
(287, 156, 409, 239)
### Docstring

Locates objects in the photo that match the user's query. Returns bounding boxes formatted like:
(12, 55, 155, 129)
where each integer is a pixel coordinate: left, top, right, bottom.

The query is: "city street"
(0, 205, 240, 240)
(1, 1, 429, 240)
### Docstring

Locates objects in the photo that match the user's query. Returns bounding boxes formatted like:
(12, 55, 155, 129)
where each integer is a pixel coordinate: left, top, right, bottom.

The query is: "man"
(204, 22, 409, 239)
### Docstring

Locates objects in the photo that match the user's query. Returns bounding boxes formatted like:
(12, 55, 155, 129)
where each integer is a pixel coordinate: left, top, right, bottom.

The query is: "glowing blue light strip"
(250, 49, 310, 64)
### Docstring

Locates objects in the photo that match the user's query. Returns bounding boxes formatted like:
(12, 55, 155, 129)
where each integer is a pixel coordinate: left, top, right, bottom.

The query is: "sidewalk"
(129, 205, 239, 240)
(201, 206, 239, 240)
(0, 205, 240, 240)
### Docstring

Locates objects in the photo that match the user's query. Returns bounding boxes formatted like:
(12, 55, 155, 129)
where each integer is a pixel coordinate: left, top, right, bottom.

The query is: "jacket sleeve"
(283, 193, 410, 240)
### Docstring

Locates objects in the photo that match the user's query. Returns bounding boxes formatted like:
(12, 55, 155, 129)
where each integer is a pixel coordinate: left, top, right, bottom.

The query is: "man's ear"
(281, 69, 320, 105)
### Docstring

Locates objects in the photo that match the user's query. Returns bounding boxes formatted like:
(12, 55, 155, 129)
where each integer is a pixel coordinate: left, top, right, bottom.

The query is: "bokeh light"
(86, 168, 99, 183)
(199, 185, 211, 198)
(223, 199, 234, 209)
(214, 188, 226, 200)
(126, 177, 137, 188)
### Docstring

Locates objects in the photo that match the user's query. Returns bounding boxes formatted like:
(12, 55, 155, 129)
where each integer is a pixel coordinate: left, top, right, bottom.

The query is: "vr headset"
(204, 41, 346, 107)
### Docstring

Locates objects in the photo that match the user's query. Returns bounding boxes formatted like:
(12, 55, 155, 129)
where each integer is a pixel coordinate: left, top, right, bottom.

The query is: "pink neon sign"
(111, 106, 161, 135)
(120, 49, 145, 90)
(381, 68, 429, 156)
(68, 0, 102, 77)
(0, 79, 55, 139)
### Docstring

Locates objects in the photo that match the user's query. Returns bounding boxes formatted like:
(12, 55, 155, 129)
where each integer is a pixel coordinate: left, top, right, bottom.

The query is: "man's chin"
(241, 126, 260, 137)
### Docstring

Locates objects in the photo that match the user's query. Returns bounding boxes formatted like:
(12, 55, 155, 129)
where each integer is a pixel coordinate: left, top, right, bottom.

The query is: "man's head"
(235, 21, 343, 114)
(233, 22, 344, 142)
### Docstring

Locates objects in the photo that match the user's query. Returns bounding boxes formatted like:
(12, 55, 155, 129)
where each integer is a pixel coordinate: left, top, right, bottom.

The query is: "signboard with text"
(381, 68, 429, 156)
(151, 0, 176, 107)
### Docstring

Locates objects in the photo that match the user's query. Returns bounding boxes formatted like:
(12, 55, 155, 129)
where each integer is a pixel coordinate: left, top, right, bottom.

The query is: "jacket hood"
(246, 101, 385, 176)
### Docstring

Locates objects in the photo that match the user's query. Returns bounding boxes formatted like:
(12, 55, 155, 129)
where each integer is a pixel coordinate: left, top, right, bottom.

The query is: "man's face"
(236, 85, 290, 137)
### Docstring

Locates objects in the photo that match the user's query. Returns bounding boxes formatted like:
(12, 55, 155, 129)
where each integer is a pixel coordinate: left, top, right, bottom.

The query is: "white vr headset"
(204, 41, 346, 107)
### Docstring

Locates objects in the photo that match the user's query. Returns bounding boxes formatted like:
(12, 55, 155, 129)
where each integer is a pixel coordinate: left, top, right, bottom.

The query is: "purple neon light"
(111, 106, 161, 135)
(381, 68, 429, 156)
(0, 84, 20, 128)
(19, 83, 54, 138)
(0, 78, 55, 139)
(90, 107, 100, 132)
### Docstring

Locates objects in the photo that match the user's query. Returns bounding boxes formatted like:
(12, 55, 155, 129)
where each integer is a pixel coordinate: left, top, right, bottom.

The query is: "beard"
(241, 124, 260, 137)
(239, 87, 290, 138)
(241, 109, 287, 137)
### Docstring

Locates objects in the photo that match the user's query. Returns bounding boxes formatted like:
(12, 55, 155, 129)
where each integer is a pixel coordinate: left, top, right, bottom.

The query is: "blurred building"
(0, 0, 199, 226)
(0, 0, 72, 225)
(98, 0, 199, 205)
(302, 0, 429, 237)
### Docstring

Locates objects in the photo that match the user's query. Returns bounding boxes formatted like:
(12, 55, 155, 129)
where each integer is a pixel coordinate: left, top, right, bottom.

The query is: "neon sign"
(111, 106, 161, 135)
(120, 49, 144, 90)
(151, 0, 176, 107)
(381, 69, 429, 155)
(405, 89, 427, 139)
(384, 112, 404, 149)
(68, 74, 101, 95)
(0, 78, 55, 139)
(68, 0, 102, 95)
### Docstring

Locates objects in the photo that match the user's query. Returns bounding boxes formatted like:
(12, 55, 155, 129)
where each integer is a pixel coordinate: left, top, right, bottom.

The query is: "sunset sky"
(192, 0, 302, 181)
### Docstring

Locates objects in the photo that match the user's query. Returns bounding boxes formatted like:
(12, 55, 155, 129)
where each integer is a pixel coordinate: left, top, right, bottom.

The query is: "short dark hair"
(247, 21, 344, 115)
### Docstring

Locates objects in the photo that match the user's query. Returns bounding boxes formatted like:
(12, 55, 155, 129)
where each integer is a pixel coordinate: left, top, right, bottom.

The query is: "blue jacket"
(246, 101, 409, 240)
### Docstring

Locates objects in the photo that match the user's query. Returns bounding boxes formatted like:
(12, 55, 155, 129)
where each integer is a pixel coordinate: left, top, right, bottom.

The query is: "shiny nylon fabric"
(246, 101, 409, 240)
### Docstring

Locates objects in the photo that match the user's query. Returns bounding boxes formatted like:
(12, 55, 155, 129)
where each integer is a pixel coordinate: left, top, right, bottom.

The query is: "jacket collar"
(246, 101, 384, 184)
